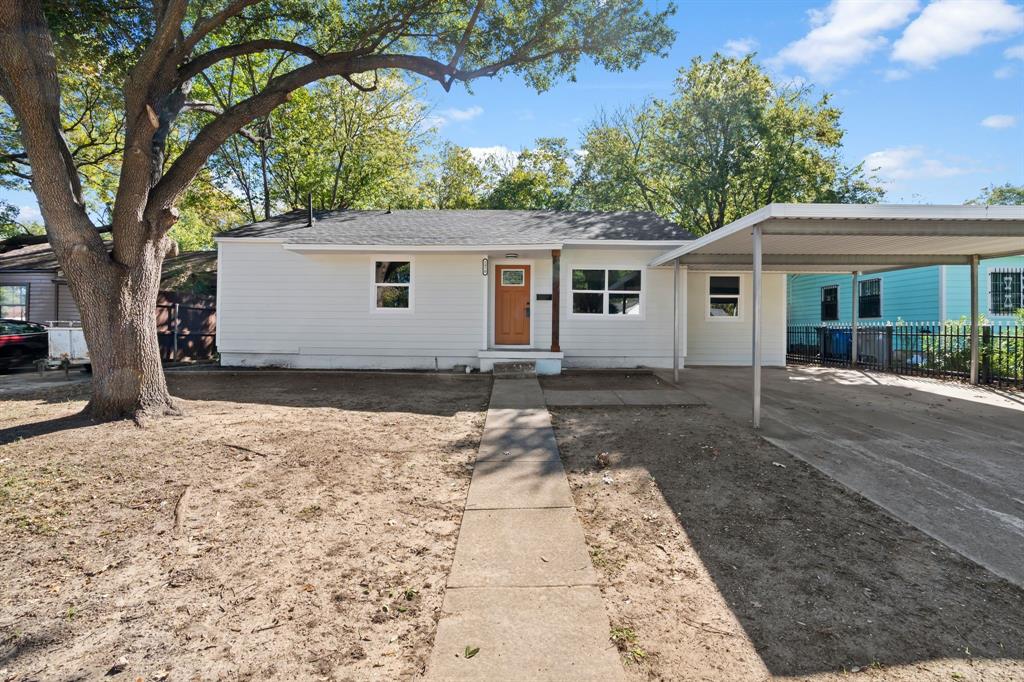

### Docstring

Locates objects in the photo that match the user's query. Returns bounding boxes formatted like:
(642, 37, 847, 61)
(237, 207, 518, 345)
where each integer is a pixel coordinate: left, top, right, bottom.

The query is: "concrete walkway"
(426, 378, 624, 681)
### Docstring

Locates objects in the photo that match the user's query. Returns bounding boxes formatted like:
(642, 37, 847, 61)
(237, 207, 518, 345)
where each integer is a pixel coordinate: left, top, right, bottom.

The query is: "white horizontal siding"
(218, 243, 485, 368)
(686, 270, 786, 366)
(560, 248, 676, 367)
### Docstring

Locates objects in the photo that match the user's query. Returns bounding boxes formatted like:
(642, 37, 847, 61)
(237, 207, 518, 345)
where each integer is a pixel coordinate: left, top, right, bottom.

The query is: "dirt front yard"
(548, 378, 1024, 681)
(0, 371, 490, 681)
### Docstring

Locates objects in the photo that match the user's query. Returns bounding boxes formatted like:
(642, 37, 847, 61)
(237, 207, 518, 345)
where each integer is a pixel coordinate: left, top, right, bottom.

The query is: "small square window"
(989, 269, 1024, 315)
(707, 276, 740, 318)
(374, 261, 411, 310)
(0, 284, 28, 321)
(501, 269, 525, 286)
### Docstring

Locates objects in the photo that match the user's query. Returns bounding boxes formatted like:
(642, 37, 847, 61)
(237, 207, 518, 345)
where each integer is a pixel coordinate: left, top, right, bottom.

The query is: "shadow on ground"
(0, 371, 492, 446)
(551, 370, 1024, 677)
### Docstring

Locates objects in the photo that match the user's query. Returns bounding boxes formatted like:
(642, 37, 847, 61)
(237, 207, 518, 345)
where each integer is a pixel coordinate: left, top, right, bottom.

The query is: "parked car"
(0, 319, 49, 371)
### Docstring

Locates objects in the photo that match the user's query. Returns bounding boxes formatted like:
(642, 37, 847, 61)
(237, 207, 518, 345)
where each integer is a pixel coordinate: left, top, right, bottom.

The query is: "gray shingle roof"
(218, 209, 694, 245)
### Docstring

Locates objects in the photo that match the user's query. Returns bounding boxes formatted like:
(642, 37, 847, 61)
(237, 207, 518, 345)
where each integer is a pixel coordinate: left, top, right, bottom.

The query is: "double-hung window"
(707, 275, 741, 318)
(820, 285, 838, 321)
(571, 268, 642, 316)
(373, 260, 411, 310)
(858, 278, 881, 319)
(0, 284, 28, 320)
(989, 268, 1024, 315)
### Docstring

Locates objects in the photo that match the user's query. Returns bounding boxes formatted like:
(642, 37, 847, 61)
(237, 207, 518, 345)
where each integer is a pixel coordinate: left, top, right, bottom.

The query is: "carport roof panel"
(649, 203, 1024, 269)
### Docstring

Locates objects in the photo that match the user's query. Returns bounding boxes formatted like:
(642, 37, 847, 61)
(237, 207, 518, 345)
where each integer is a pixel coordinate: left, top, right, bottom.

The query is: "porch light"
(481, 257, 488, 276)
(505, 252, 519, 259)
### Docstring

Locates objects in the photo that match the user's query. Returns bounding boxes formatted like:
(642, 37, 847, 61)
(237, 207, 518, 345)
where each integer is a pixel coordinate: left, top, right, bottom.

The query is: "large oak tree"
(0, 0, 673, 420)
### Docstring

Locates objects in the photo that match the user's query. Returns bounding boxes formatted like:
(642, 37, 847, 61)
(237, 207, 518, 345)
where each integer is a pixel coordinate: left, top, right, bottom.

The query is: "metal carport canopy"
(649, 203, 1024, 428)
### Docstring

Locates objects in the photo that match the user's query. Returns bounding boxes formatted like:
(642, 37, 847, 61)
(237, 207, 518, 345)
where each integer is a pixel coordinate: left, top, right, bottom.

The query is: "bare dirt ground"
(548, 376, 1024, 682)
(0, 371, 490, 681)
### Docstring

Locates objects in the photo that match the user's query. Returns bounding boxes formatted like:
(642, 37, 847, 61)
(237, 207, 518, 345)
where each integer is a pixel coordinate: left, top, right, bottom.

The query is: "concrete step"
(492, 361, 536, 378)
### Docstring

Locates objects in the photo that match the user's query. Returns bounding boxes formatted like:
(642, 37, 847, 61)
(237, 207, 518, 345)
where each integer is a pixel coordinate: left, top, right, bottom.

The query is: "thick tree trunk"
(65, 236, 178, 421)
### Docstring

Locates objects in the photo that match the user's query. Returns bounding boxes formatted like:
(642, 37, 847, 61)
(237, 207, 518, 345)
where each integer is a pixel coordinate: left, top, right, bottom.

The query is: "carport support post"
(673, 257, 680, 383)
(851, 271, 859, 367)
(970, 254, 979, 384)
(752, 224, 763, 429)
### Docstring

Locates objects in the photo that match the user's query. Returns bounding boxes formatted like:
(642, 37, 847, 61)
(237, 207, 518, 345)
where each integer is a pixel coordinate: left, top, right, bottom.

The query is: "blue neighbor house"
(787, 256, 1024, 326)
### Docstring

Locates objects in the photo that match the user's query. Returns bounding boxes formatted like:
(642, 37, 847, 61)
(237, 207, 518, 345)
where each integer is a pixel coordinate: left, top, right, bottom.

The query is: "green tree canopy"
(486, 138, 574, 209)
(427, 143, 488, 209)
(573, 54, 884, 234)
(966, 183, 1024, 206)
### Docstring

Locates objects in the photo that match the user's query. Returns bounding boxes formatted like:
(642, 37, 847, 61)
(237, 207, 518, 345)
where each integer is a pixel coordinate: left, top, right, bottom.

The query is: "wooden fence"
(156, 291, 216, 362)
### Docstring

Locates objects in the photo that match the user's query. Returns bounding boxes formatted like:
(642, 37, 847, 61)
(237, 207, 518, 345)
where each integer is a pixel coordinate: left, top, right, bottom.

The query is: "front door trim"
(492, 260, 534, 348)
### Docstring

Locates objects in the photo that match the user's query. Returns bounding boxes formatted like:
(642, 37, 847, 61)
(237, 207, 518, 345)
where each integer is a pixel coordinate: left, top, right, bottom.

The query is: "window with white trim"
(989, 268, 1024, 315)
(708, 275, 740, 318)
(858, 278, 881, 318)
(0, 284, 28, 320)
(820, 285, 838, 321)
(374, 261, 411, 309)
(570, 268, 642, 315)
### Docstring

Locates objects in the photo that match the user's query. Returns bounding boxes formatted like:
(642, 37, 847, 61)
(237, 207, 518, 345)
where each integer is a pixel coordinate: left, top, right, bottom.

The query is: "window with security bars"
(858, 278, 881, 319)
(989, 269, 1024, 316)
(820, 285, 838, 321)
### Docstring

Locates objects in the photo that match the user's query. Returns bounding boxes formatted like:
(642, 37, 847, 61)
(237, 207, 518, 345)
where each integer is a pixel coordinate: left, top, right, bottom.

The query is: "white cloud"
(981, 114, 1018, 128)
(864, 146, 972, 181)
(884, 68, 911, 81)
(723, 37, 758, 58)
(892, 0, 1024, 67)
(424, 105, 484, 129)
(1006, 43, 1024, 60)
(772, 0, 919, 81)
(17, 205, 41, 222)
(994, 64, 1016, 78)
(467, 145, 518, 168)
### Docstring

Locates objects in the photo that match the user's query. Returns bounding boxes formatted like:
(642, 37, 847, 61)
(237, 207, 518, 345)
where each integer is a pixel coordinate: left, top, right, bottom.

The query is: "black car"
(0, 319, 48, 371)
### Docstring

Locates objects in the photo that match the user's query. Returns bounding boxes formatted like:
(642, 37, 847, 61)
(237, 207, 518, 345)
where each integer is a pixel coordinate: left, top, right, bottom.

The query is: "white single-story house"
(214, 204, 1024, 419)
(214, 208, 787, 374)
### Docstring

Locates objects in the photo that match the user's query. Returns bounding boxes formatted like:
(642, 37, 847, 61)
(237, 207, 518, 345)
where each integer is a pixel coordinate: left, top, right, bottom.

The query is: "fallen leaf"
(464, 645, 480, 659)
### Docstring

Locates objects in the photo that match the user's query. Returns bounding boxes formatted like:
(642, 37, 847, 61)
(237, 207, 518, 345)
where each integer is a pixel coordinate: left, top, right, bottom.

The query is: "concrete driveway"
(672, 365, 1024, 587)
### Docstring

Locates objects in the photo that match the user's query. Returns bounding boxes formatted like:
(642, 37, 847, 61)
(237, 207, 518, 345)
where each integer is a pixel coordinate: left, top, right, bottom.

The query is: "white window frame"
(568, 266, 645, 320)
(857, 277, 883, 320)
(0, 283, 29, 321)
(820, 284, 839, 322)
(370, 256, 414, 314)
(705, 273, 743, 321)
(500, 267, 527, 287)
(987, 267, 1024, 317)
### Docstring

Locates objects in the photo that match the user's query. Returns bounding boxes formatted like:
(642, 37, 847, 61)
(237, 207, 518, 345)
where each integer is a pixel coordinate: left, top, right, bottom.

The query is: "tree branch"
(180, 0, 264, 55)
(179, 39, 324, 82)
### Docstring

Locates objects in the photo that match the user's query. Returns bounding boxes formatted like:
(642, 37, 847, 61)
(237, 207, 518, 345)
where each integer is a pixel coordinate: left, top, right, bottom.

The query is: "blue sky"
(4, 0, 1024, 223)
(423, 0, 1024, 204)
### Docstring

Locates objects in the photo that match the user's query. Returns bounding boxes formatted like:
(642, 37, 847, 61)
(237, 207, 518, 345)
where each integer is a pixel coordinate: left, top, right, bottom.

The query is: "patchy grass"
(0, 371, 491, 681)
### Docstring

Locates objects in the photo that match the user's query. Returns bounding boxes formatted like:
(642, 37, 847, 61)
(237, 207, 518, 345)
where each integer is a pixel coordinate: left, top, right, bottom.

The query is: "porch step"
(493, 361, 537, 378)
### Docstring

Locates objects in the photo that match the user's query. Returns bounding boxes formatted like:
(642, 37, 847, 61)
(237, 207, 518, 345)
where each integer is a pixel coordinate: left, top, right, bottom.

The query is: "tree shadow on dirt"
(554, 402, 1024, 677)
(0, 413, 98, 447)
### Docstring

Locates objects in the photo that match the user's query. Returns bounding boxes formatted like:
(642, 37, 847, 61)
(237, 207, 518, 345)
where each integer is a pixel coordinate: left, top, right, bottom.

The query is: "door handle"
(525, 302, 531, 318)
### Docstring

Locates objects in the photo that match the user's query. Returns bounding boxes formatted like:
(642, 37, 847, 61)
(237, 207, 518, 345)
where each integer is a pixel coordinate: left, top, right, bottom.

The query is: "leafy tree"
(486, 138, 574, 209)
(428, 143, 487, 209)
(575, 54, 883, 234)
(271, 74, 430, 211)
(0, 0, 674, 419)
(966, 183, 1024, 206)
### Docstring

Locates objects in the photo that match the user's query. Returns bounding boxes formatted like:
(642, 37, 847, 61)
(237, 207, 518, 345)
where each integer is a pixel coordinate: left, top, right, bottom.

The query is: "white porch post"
(970, 254, 979, 384)
(752, 225, 763, 429)
(851, 271, 859, 367)
(673, 257, 680, 383)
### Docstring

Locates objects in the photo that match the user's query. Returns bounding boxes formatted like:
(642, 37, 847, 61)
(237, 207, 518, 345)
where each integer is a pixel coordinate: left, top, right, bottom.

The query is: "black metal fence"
(787, 322, 1024, 389)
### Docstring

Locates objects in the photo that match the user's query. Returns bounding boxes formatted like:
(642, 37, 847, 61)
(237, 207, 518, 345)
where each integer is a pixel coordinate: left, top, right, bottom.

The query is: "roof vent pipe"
(307, 194, 314, 226)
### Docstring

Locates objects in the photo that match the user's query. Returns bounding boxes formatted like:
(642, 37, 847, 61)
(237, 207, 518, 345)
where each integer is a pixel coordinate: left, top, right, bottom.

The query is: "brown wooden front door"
(494, 264, 531, 345)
